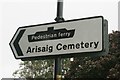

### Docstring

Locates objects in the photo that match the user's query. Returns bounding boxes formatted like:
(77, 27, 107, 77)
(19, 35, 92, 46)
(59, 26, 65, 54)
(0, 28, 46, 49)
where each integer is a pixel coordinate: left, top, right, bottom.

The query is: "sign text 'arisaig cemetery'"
(10, 16, 103, 59)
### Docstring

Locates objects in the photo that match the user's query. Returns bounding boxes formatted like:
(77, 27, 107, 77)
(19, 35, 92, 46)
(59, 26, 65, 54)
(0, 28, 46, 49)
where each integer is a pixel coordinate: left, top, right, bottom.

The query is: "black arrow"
(10, 29, 26, 57)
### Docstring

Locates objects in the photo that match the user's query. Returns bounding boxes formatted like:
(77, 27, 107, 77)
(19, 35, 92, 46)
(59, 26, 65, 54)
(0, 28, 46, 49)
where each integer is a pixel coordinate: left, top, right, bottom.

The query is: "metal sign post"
(54, 0, 64, 80)
(55, 0, 64, 22)
(9, 0, 109, 79)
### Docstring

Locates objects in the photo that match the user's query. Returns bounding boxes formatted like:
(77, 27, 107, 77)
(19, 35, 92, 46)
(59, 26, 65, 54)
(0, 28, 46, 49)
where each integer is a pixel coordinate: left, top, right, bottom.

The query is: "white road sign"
(10, 16, 103, 59)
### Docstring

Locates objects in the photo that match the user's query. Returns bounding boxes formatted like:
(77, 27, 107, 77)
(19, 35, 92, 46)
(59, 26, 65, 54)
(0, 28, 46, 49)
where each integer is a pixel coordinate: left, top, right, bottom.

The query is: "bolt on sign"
(10, 16, 105, 59)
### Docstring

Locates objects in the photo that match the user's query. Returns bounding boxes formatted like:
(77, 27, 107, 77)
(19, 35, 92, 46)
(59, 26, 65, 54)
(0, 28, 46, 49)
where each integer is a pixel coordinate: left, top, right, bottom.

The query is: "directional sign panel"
(10, 16, 103, 59)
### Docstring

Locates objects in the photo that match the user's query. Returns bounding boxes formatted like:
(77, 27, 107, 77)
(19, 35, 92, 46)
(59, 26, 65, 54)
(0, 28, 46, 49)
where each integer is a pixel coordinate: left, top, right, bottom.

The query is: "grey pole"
(55, 0, 64, 22)
(54, 0, 64, 80)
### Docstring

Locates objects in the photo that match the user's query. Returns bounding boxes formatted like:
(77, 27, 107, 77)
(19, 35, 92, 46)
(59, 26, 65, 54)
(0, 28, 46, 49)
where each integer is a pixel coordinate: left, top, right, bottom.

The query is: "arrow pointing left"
(9, 28, 26, 59)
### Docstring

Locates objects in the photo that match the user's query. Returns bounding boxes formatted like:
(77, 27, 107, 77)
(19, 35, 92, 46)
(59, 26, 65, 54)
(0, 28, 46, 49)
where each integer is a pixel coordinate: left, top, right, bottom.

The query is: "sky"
(0, 0, 119, 79)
